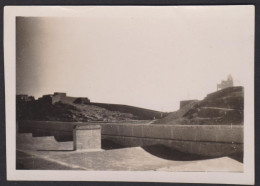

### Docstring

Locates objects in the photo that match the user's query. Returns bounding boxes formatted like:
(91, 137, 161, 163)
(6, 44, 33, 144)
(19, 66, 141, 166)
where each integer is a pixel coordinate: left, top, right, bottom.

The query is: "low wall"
(18, 121, 86, 141)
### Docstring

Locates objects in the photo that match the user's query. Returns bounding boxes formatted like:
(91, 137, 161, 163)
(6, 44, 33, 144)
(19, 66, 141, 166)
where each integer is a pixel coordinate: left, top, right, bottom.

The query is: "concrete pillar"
(73, 124, 101, 151)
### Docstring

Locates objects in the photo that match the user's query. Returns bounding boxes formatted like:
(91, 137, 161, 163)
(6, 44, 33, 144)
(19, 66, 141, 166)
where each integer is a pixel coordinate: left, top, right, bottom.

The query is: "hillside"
(90, 102, 167, 120)
(153, 86, 244, 125)
(17, 99, 166, 122)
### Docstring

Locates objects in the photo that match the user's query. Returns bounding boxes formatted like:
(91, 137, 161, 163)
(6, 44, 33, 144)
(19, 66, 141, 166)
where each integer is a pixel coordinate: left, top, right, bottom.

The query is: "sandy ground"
(16, 133, 243, 171)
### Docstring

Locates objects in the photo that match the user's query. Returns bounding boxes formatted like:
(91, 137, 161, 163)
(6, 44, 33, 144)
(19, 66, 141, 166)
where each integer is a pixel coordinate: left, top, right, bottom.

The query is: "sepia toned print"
(5, 6, 254, 184)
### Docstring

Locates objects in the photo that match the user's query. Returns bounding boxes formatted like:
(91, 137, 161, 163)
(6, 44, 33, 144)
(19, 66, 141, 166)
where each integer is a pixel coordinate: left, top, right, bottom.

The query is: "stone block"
(73, 124, 101, 151)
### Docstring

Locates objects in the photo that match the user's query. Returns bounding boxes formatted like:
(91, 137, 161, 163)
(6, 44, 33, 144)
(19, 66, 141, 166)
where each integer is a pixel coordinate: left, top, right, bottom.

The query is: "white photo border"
(4, 5, 255, 184)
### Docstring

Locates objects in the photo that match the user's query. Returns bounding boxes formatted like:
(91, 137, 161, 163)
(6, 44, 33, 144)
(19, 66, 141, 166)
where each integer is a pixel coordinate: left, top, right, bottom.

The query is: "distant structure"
(37, 92, 90, 105)
(16, 95, 35, 102)
(217, 75, 234, 90)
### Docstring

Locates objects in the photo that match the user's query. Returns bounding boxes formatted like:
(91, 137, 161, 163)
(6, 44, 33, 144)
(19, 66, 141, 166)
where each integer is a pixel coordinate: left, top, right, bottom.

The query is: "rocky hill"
(153, 86, 244, 125)
(17, 98, 166, 122)
(90, 102, 167, 120)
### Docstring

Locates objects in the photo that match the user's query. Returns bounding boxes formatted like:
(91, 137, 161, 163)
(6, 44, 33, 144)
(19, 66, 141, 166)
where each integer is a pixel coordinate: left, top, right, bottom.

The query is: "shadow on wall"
(101, 139, 126, 150)
(142, 145, 218, 161)
(142, 144, 243, 163)
(101, 139, 243, 163)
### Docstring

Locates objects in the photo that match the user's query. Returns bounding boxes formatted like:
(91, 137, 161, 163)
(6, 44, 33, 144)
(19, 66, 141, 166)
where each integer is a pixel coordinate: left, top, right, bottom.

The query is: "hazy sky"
(16, 6, 254, 112)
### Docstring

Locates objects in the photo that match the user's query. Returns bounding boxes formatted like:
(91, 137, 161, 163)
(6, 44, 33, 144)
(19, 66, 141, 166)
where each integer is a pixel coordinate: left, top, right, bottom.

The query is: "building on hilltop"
(217, 75, 234, 90)
(38, 92, 90, 105)
(52, 92, 67, 104)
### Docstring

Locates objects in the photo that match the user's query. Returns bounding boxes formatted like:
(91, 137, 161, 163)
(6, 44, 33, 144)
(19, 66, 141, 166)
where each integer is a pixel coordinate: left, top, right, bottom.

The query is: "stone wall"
(99, 123, 243, 143)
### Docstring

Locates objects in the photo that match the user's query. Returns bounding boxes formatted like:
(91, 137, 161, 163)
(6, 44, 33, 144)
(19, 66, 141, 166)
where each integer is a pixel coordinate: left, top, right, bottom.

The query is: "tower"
(217, 75, 234, 90)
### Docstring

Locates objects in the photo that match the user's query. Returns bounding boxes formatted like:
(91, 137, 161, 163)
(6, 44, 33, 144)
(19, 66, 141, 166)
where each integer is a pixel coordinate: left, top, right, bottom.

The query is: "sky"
(16, 6, 254, 112)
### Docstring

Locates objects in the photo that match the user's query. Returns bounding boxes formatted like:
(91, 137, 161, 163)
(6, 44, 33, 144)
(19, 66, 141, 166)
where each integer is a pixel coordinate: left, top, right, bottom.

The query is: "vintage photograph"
(5, 6, 254, 184)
